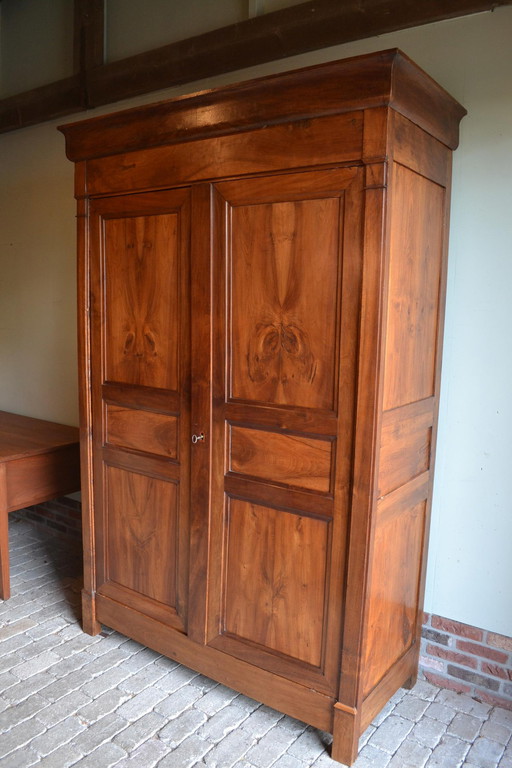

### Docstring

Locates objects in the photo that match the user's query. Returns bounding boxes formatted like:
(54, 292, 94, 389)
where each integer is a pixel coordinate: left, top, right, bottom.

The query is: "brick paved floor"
(1, 518, 511, 768)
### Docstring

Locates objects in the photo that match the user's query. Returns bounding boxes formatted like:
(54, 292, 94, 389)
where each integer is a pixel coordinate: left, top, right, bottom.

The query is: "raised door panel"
(203, 168, 363, 694)
(89, 189, 191, 632)
(229, 426, 333, 493)
(224, 499, 330, 669)
(104, 466, 178, 617)
(104, 213, 179, 391)
(230, 197, 339, 410)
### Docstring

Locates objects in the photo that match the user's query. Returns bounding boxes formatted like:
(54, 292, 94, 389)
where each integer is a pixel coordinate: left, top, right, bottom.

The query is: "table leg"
(0, 464, 10, 600)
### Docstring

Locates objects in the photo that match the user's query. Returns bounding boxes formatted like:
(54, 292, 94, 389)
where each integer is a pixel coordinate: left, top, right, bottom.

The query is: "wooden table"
(0, 410, 81, 600)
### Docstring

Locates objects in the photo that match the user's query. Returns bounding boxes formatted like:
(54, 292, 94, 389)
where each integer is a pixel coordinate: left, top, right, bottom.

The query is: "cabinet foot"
(402, 672, 418, 690)
(81, 589, 101, 635)
(332, 702, 360, 766)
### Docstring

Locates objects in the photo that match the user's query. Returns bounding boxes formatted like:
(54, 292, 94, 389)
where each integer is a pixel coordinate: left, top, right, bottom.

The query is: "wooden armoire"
(60, 49, 465, 764)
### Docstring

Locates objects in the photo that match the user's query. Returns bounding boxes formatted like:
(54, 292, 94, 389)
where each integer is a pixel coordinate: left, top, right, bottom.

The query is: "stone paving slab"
(0, 518, 511, 768)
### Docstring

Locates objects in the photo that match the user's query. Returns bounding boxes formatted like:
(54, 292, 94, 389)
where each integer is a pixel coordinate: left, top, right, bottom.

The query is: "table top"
(0, 411, 79, 463)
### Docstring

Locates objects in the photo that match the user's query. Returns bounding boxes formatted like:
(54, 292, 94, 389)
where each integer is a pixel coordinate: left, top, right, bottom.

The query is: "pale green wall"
(0, 6, 511, 635)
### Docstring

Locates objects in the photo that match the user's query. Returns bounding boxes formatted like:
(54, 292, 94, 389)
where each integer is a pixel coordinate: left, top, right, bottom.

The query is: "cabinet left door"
(88, 189, 191, 633)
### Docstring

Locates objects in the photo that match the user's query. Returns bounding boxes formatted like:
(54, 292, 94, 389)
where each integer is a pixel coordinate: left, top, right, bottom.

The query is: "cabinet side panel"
(362, 150, 449, 699)
(382, 165, 444, 411)
(362, 490, 427, 696)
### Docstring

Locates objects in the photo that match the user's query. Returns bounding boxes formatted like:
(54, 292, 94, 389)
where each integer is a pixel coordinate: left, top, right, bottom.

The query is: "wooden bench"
(0, 410, 81, 600)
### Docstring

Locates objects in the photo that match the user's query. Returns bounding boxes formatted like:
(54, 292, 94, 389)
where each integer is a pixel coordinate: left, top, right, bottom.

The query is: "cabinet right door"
(204, 167, 364, 694)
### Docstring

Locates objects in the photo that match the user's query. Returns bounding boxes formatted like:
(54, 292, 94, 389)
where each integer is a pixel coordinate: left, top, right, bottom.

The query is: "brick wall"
(420, 613, 512, 710)
(13, 495, 82, 541)
(13, 498, 512, 711)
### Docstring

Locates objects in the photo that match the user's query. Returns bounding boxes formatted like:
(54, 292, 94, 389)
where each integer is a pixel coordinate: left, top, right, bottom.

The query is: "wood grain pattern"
(0, 411, 79, 461)
(362, 493, 427, 696)
(383, 164, 445, 410)
(0, 411, 81, 601)
(4, 447, 81, 510)
(84, 114, 363, 197)
(229, 426, 332, 493)
(229, 196, 340, 410)
(105, 466, 178, 608)
(104, 213, 179, 391)
(61, 50, 465, 767)
(89, 188, 191, 628)
(95, 589, 334, 732)
(378, 399, 433, 497)
(106, 405, 178, 459)
(223, 499, 329, 668)
(392, 111, 451, 187)
(59, 49, 466, 161)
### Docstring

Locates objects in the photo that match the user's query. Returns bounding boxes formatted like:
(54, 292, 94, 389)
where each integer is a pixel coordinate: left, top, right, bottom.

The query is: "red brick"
(422, 612, 430, 625)
(475, 691, 512, 711)
(456, 640, 509, 663)
(487, 632, 512, 653)
(423, 670, 471, 694)
(481, 662, 512, 681)
(431, 615, 483, 641)
(426, 644, 478, 669)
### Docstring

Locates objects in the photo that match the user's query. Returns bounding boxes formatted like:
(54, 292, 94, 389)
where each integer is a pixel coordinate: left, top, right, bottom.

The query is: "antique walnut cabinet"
(60, 50, 465, 764)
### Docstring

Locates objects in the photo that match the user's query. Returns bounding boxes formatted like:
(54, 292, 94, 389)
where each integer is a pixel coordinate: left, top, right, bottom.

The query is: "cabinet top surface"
(0, 411, 79, 462)
(59, 48, 466, 162)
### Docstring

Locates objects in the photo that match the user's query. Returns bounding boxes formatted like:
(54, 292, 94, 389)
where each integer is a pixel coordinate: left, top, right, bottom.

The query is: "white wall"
(0, 7, 511, 635)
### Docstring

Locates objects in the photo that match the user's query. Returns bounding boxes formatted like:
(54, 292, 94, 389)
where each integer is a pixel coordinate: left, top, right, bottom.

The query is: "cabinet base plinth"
(332, 703, 360, 766)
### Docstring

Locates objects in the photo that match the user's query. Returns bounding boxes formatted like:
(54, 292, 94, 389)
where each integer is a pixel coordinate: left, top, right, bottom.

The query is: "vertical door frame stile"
(187, 183, 215, 644)
(205, 184, 230, 646)
(175, 189, 193, 630)
(89, 194, 107, 612)
(333, 107, 392, 764)
(356, 107, 396, 709)
(75, 160, 101, 635)
(325, 165, 366, 699)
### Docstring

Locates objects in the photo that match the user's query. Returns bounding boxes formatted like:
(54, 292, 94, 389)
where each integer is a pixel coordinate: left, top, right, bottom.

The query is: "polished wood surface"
(83, 114, 363, 198)
(106, 405, 178, 459)
(205, 167, 362, 696)
(383, 164, 445, 410)
(229, 426, 332, 493)
(0, 411, 80, 600)
(104, 213, 180, 391)
(60, 50, 465, 765)
(378, 398, 434, 497)
(88, 189, 191, 632)
(60, 49, 466, 161)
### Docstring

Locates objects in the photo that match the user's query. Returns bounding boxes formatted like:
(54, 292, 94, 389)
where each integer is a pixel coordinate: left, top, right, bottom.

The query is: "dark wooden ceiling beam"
(0, 0, 511, 132)
(88, 0, 512, 106)
(0, 76, 84, 133)
(74, 0, 105, 75)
